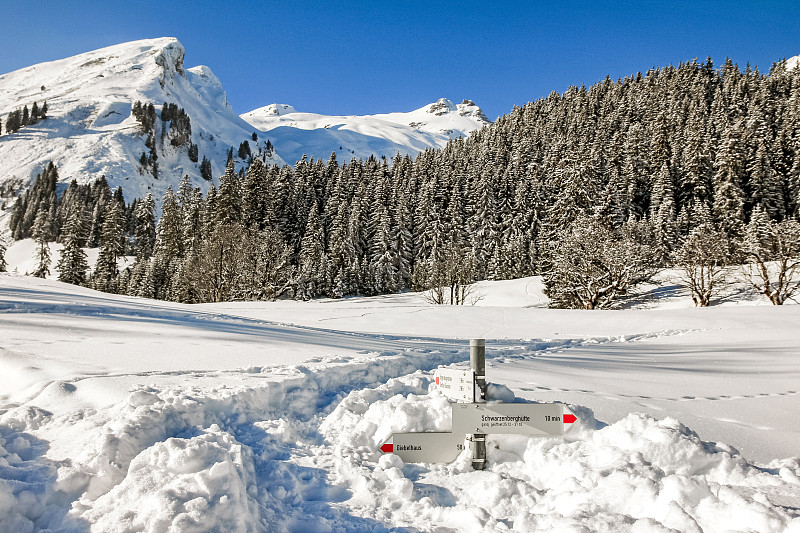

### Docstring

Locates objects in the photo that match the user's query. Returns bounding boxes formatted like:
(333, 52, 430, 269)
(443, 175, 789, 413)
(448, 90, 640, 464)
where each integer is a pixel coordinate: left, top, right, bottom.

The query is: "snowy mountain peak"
(153, 38, 185, 76)
(0, 37, 183, 112)
(186, 65, 231, 111)
(456, 99, 490, 122)
(786, 54, 800, 70)
(0, 37, 283, 200)
(421, 98, 489, 122)
(0, 37, 489, 201)
(251, 103, 298, 116)
(426, 98, 458, 115)
(241, 98, 490, 164)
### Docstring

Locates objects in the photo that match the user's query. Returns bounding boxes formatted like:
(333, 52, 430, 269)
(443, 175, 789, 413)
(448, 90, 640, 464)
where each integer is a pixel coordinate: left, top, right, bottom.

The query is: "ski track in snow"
(3, 329, 800, 531)
(2, 278, 800, 531)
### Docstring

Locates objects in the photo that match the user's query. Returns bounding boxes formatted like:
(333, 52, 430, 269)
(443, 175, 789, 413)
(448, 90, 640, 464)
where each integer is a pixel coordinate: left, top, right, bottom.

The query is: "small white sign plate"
(452, 403, 578, 436)
(380, 432, 466, 463)
(434, 367, 475, 402)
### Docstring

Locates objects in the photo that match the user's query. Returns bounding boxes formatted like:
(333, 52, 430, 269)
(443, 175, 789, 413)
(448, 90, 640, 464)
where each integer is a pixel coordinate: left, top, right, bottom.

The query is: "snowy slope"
(241, 98, 490, 164)
(0, 38, 283, 200)
(1, 273, 799, 532)
(0, 38, 489, 205)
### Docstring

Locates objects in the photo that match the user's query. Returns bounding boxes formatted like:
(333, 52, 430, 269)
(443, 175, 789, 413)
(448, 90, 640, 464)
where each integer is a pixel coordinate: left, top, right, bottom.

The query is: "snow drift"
(1, 274, 799, 531)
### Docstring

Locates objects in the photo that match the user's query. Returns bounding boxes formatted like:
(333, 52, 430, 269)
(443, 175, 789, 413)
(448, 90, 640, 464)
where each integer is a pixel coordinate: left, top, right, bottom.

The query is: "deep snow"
(1, 271, 799, 532)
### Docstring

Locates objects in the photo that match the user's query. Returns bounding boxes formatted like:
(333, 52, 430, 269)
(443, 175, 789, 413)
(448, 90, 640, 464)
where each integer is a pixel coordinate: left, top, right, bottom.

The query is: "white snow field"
(1, 273, 800, 532)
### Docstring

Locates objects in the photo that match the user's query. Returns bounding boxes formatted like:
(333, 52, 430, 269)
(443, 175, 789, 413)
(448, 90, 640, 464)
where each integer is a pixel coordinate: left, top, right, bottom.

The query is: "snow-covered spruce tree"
(711, 122, 746, 249)
(31, 210, 51, 278)
(0, 237, 7, 272)
(124, 258, 149, 298)
(242, 158, 270, 231)
(132, 193, 156, 261)
(240, 227, 293, 301)
(747, 139, 785, 220)
(327, 191, 359, 297)
(741, 206, 800, 305)
(92, 200, 126, 293)
(56, 210, 89, 286)
(154, 188, 184, 261)
(184, 187, 204, 255)
(394, 196, 414, 291)
(10, 162, 58, 240)
(216, 159, 242, 226)
(200, 156, 212, 181)
(147, 188, 184, 300)
(368, 181, 399, 295)
(543, 216, 657, 309)
(650, 161, 678, 263)
(176, 175, 205, 255)
(201, 184, 218, 238)
(86, 176, 113, 248)
(674, 223, 729, 307)
(295, 205, 329, 300)
(183, 223, 248, 303)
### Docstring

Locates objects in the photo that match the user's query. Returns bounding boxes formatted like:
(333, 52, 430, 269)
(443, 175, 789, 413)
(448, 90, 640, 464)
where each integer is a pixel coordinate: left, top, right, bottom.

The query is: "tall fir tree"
(31, 210, 51, 278)
(56, 211, 89, 286)
(93, 200, 126, 292)
(216, 159, 242, 226)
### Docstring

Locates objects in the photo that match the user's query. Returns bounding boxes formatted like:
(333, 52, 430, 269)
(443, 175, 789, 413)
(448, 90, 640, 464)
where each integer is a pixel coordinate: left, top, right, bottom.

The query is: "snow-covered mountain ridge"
(0, 38, 490, 200)
(240, 98, 490, 164)
(0, 37, 283, 200)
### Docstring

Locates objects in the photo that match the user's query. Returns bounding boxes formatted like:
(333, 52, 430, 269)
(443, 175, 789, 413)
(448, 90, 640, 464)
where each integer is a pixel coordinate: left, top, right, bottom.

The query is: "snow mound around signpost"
(319, 375, 800, 532)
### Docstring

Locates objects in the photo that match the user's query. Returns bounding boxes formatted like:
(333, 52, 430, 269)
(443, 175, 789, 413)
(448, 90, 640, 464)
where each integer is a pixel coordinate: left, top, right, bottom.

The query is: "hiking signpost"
(379, 339, 578, 469)
(434, 367, 476, 403)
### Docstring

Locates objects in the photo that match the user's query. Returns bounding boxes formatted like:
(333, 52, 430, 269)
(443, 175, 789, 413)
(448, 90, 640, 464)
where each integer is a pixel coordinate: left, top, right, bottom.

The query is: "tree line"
(2, 101, 48, 135)
(4, 56, 800, 307)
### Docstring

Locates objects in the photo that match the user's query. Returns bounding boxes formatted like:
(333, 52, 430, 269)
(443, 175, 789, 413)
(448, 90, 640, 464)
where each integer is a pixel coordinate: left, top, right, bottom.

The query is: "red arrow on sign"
(380, 443, 393, 453)
(563, 414, 577, 424)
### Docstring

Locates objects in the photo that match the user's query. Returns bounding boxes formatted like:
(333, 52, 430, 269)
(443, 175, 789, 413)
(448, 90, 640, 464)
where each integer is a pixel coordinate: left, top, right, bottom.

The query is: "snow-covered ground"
(1, 270, 799, 532)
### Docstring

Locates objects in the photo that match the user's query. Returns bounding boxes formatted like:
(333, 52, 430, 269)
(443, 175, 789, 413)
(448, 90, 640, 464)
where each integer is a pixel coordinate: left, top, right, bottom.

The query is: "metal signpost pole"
(469, 339, 486, 470)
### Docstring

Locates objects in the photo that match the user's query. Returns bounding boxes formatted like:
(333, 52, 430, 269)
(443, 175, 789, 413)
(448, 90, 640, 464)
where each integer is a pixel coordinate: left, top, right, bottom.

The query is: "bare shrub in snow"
(741, 207, 800, 305)
(422, 245, 482, 305)
(675, 224, 729, 306)
(543, 217, 657, 309)
(423, 281, 483, 306)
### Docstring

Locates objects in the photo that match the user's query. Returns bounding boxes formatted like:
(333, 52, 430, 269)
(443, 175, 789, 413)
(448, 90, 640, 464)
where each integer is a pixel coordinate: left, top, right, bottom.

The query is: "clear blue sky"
(2, 1, 799, 120)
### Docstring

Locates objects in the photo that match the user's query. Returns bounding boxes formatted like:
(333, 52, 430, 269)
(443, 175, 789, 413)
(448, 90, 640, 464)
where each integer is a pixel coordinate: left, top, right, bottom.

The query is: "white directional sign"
(379, 341, 582, 466)
(380, 432, 466, 463)
(434, 367, 475, 402)
(452, 403, 578, 436)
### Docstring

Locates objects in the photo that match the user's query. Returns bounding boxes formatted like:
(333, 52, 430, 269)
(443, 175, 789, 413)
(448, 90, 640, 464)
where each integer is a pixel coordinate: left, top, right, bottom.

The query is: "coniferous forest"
(6, 57, 800, 307)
